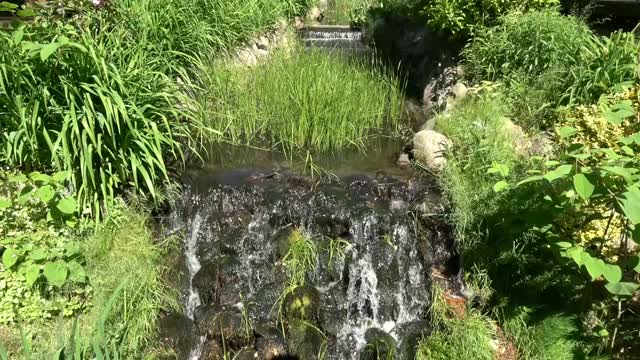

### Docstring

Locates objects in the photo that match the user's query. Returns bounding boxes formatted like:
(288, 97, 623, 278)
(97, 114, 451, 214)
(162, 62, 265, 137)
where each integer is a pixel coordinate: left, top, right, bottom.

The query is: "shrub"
(434, 91, 523, 250)
(377, 0, 559, 38)
(0, 170, 89, 324)
(199, 49, 404, 153)
(464, 10, 591, 82)
(0, 17, 198, 218)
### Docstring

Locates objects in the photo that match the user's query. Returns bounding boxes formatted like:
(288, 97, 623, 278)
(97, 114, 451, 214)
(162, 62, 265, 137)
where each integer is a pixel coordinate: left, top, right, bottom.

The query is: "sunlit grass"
(198, 47, 404, 154)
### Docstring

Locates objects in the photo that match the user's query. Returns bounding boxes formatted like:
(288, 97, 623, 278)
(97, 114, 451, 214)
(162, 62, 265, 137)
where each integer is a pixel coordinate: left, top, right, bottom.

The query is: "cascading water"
(301, 25, 370, 56)
(169, 168, 456, 360)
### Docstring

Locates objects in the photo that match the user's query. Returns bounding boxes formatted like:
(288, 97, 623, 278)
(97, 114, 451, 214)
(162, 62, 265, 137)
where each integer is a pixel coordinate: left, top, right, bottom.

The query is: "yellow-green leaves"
(543, 164, 573, 183)
(618, 187, 640, 225)
(43, 262, 68, 288)
(2, 248, 19, 269)
(603, 100, 635, 125)
(605, 282, 640, 297)
(573, 173, 594, 200)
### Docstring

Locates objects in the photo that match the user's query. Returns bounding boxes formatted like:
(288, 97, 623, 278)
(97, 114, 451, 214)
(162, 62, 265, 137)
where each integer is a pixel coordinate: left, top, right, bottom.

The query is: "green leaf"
(43, 262, 68, 287)
(2, 248, 19, 269)
(558, 126, 578, 139)
(9, 174, 27, 183)
(601, 166, 635, 181)
(40, 42, 63, 61)
(544, 164, 573, 183)
(16, 8, 35, 17)
(56, 197, 77, 215)
(584, 256, 605, 280)
(573, 174, 595, 201)
(0, 2, 18, 9)
(63, 242, 80, 257)
(2, 248, 20, 269)
(35, 185, 56, 203)
(633, 256, 640, 273)
(30, 248, 47, 261)
(493, 181, 509, 193)
(0, 197, 11, 210)
(603, 264, 622, 283)
(566, 246, 586, 266)
(13, 27, 24, 45)
(51, 171, 70, 183)
(67, 261, 86, 284)
(603, 100, 635, 125)
(24, 264, 41, 287)
(605, 282, 639, 296)
(618, 188, 640, 225)
(555, 241, 573, 249)
(517, 175, 544, 187)
(29, 172, 51, 183)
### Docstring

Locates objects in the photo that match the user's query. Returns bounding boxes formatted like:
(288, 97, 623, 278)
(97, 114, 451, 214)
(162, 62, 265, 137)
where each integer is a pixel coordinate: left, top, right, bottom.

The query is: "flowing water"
(300, 25, 370, 56)
(167, 164, 456, 360)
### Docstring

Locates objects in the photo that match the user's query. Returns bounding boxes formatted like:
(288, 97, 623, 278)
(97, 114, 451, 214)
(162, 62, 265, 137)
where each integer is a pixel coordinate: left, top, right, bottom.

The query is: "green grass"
(499, 307, 582, 360)
(198, 48, 404, 154)
(0, 203, 179, 359)
(434, 92, 523, 251)
(323, 0, 373, 25)
(416, 285, 496, 360)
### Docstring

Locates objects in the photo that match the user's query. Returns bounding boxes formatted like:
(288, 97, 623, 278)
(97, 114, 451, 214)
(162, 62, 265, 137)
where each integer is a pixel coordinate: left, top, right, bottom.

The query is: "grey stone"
(396, 153, 411, 167)
(412, 130, 451, 172)
(452, 82, 468, 100)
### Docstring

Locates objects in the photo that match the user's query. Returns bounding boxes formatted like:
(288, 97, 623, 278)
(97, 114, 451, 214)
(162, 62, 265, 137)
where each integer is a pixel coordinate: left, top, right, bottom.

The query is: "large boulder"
(412, 130, 451, 172)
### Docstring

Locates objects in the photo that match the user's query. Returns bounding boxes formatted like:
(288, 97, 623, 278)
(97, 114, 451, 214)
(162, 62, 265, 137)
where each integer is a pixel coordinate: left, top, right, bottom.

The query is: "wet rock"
(404, 98, 427, 131)
(234, 349, 258, 360)
(412, 130, 451, 172)
(201, 340, 224, 360)
(157, 312, 194, 359)
(192, 256, 244, 307)
(396, 153, 411, 167)
(287, 320, 325, 360)
(256, 334, 288, 360)
(198, 308, 253, 350)
(285, 285, 321, 321)
(360, 328, 396, 360)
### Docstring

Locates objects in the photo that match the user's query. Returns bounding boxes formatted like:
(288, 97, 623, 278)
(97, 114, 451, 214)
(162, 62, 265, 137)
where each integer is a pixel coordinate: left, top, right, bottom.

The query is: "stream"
(162, 26, 459, 360)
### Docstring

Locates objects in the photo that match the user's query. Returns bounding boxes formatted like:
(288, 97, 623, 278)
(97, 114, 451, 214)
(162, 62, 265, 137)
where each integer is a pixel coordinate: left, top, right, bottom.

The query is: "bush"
(0, 17, 198, 218)
(464, 10, 591, 83)
(377, 0, 559, 38)
(200, 49, 403, 153)
(434, 91, 523, 250)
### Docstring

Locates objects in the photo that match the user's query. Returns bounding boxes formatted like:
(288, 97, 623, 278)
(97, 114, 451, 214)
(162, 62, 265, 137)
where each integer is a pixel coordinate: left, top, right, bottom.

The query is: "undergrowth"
(198, 48, 404, 154)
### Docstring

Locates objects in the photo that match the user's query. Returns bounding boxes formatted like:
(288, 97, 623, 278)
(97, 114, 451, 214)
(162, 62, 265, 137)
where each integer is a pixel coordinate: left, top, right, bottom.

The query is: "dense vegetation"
(403, 4, 640, 360)
(2, 0, 640, 358)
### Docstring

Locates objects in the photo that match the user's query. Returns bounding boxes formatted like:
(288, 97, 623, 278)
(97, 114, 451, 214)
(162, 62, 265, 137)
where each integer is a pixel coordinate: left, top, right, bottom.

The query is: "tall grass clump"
(84, 203, 179, 357)
(464, 10, 591, 83)
(435, 93, 523, 250)
(108, 0, 311, 73)
(200, 49, 404, 153)
(416, 285, 496, 360)
(0, 18, 199, 217)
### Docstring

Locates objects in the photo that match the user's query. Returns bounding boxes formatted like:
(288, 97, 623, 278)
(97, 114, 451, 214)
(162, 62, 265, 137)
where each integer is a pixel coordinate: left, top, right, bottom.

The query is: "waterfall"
(171, 170, 453, 359)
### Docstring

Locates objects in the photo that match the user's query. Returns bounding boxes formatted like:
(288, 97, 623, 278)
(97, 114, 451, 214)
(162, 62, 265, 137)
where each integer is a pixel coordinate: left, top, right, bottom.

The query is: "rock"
(396, 153, 411, 167)
(404, 98, 427, 131)
(452, 82, 468, 100)
(256, 335, 288, 360)
(287, 320, 325, 360)
(157, 312, 194, 359)
(419, 118, 437, 131)
(307, 7, 322, 22)
(285, 285, 321, 321)
(237, 49, 257, 66)
(412, 130, 451, 172)
(201, 340, 224, 360)
(360, 328, 396, 360)
(502, 119, 530, 157)
(256, 36, 269, 50)
(197, 308, 253, 350)
(234, 349, 258, 360)
(529, 132, 554, 157)
(192, 256, 244, 307)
